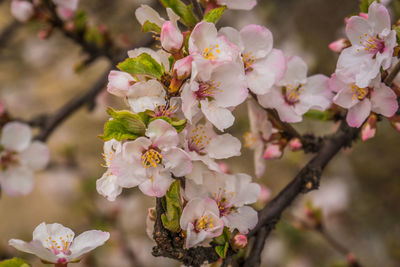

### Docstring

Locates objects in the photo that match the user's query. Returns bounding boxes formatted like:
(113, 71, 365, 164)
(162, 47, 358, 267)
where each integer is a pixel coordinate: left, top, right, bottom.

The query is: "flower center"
(350, 83, 369, 100)
(242, 52, 256, 72)
(283, 84, 304, 105)
(188, 125, 211, 153)
(358, 34, 385, 55)
(202, 44, 221, 60)
(45, 235, 73, 256)
(0, 149, 18, 170)
(195, 80, 222, 100)
(195, 215, 214, 232)
(214, 189, 235, 216)
(153, 103, 178, 118)
(141, 149, 162, 168)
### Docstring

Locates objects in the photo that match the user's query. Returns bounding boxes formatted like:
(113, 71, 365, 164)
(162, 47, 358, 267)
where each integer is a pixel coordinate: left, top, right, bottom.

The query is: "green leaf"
(203, 6, 226, 24)
(360, 0, 376, 13)
(118, 53, 164, 79)
(100, 108, 146, 141)
(74, 10, 87, 31)
(0, 258, 31, 267)
(214, 227, 231, 245)
(149, 117, 187, 133)
(84, 26, 105, 47)
(160, 0, 198, 27)
(215, 242, 229, 258)
(161, 180, 182, 232)
(303, 110, 334, 121)
(142, 20, 161, 33)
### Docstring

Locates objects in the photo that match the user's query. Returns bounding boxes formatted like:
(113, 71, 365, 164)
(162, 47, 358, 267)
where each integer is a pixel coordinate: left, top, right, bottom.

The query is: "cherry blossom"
(206, 0, 257, 11)
(336, 2, 396, 88)
(11, 0, 34, 22)
(53, 0, 79, 20)
(181, 62, 248, 131)
(96, 139, 123, 201)
(330, 74, 398, 127)
(127, 79, 166, 113)
(110, 119, 192, 197)
(180, 198, 224, 248)
(9, 222, 109, 265)
(107, 70, 135, 98)
(182, 122, 241, 172)
(219, 24, 286, 94)
(161, 21, 183, 53)
(135, 5, 179, 30)
(258, 56, 331, 123)
(243, 99, 273, 178)
(184, 171, 260, 233)
(189, 21, 240, 81)
(0, 122, 49, 196)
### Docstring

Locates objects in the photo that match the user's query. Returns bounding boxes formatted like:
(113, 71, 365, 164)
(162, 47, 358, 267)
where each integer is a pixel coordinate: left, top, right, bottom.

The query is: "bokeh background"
(0, 0, 400, 266)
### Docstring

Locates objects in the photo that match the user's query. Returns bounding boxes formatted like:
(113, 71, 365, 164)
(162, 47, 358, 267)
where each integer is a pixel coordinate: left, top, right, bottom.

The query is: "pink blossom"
(174, 56, 193, 80)
(336, 2, 396, 88)
(216, 0, 257, 10)
(11, 0, 34, 22)
(180, 198, 224, 248)
(220, 25, 286, 94)
(330, 74, 398, 127)
(107, 70, 135, 97)
(329, 38, 349, 53)
(361, 114, 377, 141)
(161, 21, 183, 52)
(231, 234, 248, 250)
(289, 138, 302, 151)
(258, 56, 331, 123)
(263, 143, 282, 159)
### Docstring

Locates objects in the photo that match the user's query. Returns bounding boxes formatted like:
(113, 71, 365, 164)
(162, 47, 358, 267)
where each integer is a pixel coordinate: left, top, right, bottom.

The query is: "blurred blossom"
(38, 167, 80, 201)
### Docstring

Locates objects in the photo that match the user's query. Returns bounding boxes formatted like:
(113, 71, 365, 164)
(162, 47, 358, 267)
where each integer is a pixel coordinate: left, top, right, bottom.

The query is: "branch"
(384, 58, 400, 87)
(0, 20, 20, 51)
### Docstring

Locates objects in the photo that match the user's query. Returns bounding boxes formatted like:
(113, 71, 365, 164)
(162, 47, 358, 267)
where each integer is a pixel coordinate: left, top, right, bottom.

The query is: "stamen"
(141, 149, 163, 168)
(350, 83, 369, 100)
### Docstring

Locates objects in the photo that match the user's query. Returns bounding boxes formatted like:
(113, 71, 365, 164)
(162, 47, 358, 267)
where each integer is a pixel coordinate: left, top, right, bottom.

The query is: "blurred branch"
(384, 58, 400, 87)
(32, 34, 154, 141)
(0, 20, 20, 51)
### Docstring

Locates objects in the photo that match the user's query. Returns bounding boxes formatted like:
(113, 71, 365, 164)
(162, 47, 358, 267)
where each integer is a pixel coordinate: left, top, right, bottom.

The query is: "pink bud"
(37, 28, 51, 39)
(289, 138, 302, 151)
(361, 114, 377, 141)
(359, 12, 368, 20)
(328, 38, 348, 53)
(11, 0, 35, 22)
(231, 234, 248, 250)
(161, 21, 183, 52)
(174, 56, 193, 80)
(218, 162, 229, 174)
(107, 71, 135, 97)
(263, 143, 282, 159)
(257, 185, 271, 204)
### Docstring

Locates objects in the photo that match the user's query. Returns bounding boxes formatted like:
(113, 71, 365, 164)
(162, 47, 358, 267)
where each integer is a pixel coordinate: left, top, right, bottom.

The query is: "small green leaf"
(304, 110, 334, 121)
(214, 227, 231, 245)
(118, 53, 164, 79)
(161, 180, 182, 232)
(0, 258, 31, 267)
(100, 108, 146, 141)
(160, 0, 198, 27)
(142, 20, 161, 33)
(74, 10, 87, 31)
(215, 242, 229, 258)
(203, 6, 226, 24)
(150, 117, 187, 133)
(360, 0, 376, 13)
(84, 26, 105, 47)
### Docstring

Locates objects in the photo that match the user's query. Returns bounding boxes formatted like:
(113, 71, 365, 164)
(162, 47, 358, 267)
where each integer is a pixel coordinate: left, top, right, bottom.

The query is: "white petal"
(200, 99, 235, 131)
(224, 206, 258, 233)
(33, 222, 75, 245)
(0, 166, 34, 196)
(146, 119, 179, 149)
(205, 133, 241, 159)
(69, 230, 110, 260)
(1, 122, 32, 152)
(19, 141, 50, 170)
(138, 168, 173, 197)
(162, 147, 192, 177)
(346, 99, 372, 127)
(219, 27, 244, 52)
(134, 4, 165, 27)
(368, 2, 391, 34)
(240, 24, 273, 58)
(371, 83, 398, 117)
(217, 0, 257, 10)
(278, 56, 307, 86)
(346, 16, 372, 46)
(181, 82, 200, 123)
(8, 239, 58, 263)
(96, 172, 122, 201)
(111, 154, 147, 188)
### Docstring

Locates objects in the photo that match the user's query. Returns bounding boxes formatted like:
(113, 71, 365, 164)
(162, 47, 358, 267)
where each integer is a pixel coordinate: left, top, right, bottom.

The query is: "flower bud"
(218, 162, 229, 174)
(231, 234, 248, 250)
(289, 138, 302, 151)
(174, 56, 193, 80)
(107, 70, 135, 97)
(361, 114, 377, 141)
(11, 0, 35, 23)
(328, 38, 349, 53)
(257, 185, 271, 204)
(264, 143, 283, 159)
(161, 21, 183, 52)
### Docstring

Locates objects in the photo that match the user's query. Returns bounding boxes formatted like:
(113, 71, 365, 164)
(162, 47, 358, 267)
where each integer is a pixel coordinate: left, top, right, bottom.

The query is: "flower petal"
(8, 239, 58, 263)
(19, 141, 50, 170)
(200, 99, 235, 131)
(224, 206, 258, 233)
(0, 166, 34, 196)
(69, 230, 110, 260)
(205, 133, 241, 159)
(346, 99, 371, 127)
(240, 24, 273, 59)
(146, 119, 179, 149)
(371, 83, 398, 117)
(162, 147, 192, 177)
(1, 122, 32, 152)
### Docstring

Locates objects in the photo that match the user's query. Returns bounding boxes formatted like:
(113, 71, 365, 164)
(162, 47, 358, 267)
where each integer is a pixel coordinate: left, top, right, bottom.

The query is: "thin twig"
(384, 58, 400, 87)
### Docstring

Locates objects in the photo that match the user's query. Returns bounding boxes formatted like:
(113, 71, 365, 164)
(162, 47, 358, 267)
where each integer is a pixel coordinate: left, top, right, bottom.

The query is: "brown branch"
(0, 20, 20, 51)
(385, 58, 400, 87)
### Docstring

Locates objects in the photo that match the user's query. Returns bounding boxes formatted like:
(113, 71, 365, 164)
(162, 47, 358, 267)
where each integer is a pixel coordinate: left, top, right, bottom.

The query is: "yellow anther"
(350, 83, 368, 100)
(141, 149, 163, 168)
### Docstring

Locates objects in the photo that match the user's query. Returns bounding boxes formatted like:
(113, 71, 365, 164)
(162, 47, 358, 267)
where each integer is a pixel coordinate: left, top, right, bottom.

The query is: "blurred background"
(0, 0, 399, 266)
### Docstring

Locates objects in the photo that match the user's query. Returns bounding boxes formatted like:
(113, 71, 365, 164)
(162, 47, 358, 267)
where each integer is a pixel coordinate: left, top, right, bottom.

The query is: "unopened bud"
(161, 21, 183, 53)
(231, 234, 248, 250)
(361, 114, 377, 141)
(107, 70, 135, 97)
(174, 56, 193, 80)
(289, 138, 302, 151)
(264, 143, 283, 159)
(257, 185, 271, 204)
(328, 38, 350, 53)
(148, 207, 156, 221)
